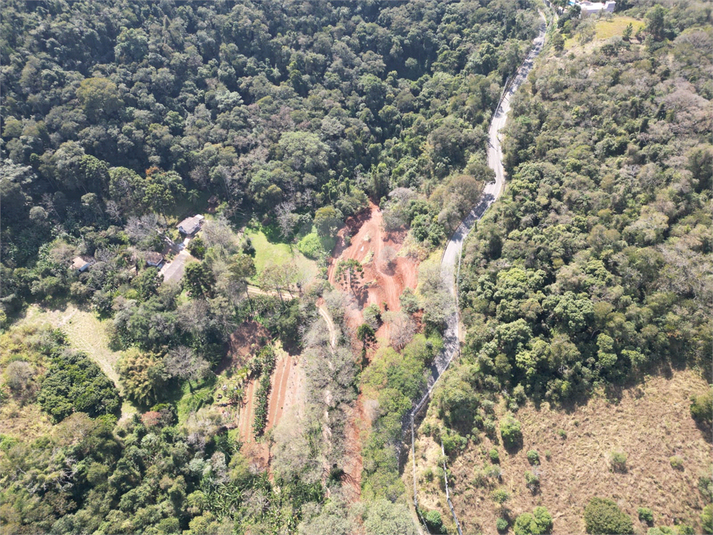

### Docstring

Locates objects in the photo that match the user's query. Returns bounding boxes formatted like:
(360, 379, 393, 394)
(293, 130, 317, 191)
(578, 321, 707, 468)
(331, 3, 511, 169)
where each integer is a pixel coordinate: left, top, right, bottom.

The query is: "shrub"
(610, 451, 627, 472)
(423, 467, 433, 482)
(187, 236, 205, 258)
(423, 510, 444, 533)
(557, 429, 567, 439)
(514, 507, 553, 535)
(527, 450, 540, 465)
(500, 414, 522, 449)
(497, 518, 509, 532)
(690, 389, 713, 425)
(702, 503, 713, 534)
(484, 464, 503, 480)
(297, 232, 323, 259)
(638, 507, 653, 524)
(484, 418, 497, 436)
(669, 456, 684, 470)
(584, 497, 634, 534)
(400, 287, 420, 314)
(363, 304, 382, 330)
(525, 470, 540, 492)
(491, 488, 510, 505)
(490, 448, 500, 463)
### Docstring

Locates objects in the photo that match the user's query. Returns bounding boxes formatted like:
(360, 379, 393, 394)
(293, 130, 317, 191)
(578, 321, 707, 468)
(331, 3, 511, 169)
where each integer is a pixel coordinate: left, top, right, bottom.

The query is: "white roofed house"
(177, 215, 204, 237)
(578, 0, 616, 16)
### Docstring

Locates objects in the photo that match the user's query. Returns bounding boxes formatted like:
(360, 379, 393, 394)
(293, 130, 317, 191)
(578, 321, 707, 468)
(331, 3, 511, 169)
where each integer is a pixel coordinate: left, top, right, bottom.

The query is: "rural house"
(177, 215, 204, 236)
(146, 252, 164, 267)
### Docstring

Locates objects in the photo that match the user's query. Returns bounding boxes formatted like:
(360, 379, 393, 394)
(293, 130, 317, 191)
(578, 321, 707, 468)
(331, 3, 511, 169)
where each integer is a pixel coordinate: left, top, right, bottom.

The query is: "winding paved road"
(414, 14, 548, 416)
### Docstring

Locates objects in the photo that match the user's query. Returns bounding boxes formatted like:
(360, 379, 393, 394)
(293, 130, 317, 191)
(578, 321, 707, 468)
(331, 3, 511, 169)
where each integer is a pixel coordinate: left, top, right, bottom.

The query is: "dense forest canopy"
(1, 0, 711, 533)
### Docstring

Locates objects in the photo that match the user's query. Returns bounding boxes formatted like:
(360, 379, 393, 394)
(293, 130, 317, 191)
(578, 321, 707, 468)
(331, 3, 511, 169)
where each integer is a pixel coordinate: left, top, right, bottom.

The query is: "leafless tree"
(201, 216, 238, 251)
(378, 246, 397, 272)
(385, 311, 416, 350)
(125, 213, 161, 244)
(164, 346, 210, 391)
(105, 200, 122, 222)
(275, 201, 297, 237)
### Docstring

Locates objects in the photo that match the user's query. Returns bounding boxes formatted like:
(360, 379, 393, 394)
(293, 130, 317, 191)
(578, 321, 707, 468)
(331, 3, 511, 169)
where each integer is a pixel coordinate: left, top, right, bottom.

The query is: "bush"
(514, 507, 553, 535)
(497, 518, 509, 532)
(638, 507, 654, 524)
(525, 470, 540, 492)
(669, 456, 684, 470)
(363, 304, 382, 330)
(610, 451, 627, 472)
(400, 287, 420, 314)
(297, 232, 323, 259)
(491, 488, 510, 505)
(527, 450, 540, 465)
(423, 510, 444, 533)
(500, 414, 522, 449)
(584, 497, 634, 534)
(690, 389, 713, 425)
(489, 448, 500, 463)
(702, 503, 713, 534)
(187, 236, 206, 259)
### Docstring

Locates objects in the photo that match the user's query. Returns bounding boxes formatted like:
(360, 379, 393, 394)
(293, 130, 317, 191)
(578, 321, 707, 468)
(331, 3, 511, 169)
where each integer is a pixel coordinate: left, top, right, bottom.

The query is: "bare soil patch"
(327, 202, 419, 337)
(411, 369, 712, 534)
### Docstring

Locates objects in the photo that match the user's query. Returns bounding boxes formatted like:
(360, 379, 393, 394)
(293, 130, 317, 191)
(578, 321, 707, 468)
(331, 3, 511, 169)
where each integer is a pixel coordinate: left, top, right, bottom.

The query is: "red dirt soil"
(326, 202, 421, 501)
(236, 352, 304, 470)
(327, 202, 419, 338)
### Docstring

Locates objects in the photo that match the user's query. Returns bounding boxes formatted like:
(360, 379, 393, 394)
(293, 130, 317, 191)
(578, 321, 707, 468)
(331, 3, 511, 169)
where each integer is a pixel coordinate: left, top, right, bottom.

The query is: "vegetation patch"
(411, 370, 712, 534)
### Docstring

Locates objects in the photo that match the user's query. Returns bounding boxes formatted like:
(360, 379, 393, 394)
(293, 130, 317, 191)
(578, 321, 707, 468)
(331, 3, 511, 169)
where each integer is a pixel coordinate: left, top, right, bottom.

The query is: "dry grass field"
(18, 304, 121, 386)
(410, 369, 712, 534)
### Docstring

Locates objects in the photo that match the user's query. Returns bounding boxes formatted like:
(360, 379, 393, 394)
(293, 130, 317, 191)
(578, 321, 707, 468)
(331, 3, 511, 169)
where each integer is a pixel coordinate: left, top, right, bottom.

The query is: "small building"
(177, 215, 204, 236)
(146, 252, 164, 268)
(71, 256, 94, 273)
(579, 0, 615, 16)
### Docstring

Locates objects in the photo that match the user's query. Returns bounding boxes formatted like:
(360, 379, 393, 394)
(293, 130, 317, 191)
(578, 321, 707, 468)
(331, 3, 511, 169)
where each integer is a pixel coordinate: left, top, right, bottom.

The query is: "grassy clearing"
(565, 16, 645, 51)
(594, 16, 644, 40)
(246, 227, 318, 284)
(18, 305, 122, 387)
(411, 369, 712, 534)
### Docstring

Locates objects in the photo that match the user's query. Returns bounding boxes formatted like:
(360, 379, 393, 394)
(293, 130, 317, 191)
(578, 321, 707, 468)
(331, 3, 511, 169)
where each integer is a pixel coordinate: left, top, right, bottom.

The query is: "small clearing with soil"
(327, 202, 419, 337)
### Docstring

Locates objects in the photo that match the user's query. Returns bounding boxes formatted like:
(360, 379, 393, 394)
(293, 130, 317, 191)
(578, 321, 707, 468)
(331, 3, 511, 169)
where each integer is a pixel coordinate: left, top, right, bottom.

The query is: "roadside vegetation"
(413, 0, 712, 532)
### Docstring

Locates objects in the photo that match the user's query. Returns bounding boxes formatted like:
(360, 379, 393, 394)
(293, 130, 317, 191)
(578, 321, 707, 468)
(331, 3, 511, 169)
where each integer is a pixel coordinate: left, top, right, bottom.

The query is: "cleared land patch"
(17, 305, 121, 387)
(246, 226, 317, 284)
(410, 369, 712, 534)
(594, 15, 645, 40)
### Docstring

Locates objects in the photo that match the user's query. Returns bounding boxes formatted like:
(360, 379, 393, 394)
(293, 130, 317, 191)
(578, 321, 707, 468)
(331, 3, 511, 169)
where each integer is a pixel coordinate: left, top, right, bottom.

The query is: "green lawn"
(245, 227, 318, 284)
(594, 16, 644, 40)
(564, 16, 644, 51)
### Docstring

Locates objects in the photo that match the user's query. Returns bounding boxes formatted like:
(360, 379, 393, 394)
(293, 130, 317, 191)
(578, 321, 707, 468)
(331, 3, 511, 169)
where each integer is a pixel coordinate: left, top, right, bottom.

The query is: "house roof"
(177, 215, 204, 234)
(71, 256, 93, 270)
(146, 252, 164, 265)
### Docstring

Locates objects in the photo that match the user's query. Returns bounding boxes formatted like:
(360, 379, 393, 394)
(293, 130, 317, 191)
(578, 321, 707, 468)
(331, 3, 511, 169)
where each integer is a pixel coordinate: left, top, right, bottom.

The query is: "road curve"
(414, 14, 548, 415)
